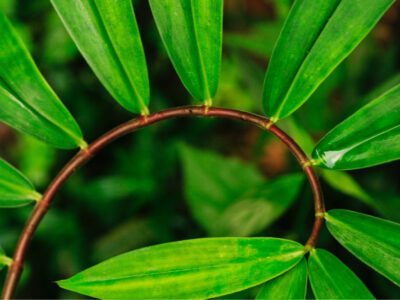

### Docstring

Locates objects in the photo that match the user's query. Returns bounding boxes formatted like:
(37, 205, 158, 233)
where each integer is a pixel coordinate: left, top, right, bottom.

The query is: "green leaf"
(263, 0, 395, 121)
(180, 145, 303, 236)
(213, 174, 304, 237)
(180, 144, 264, 233)
(312, 84, 400, 170)
(308, 249, 374, 299)
(149, 0, 223, 102)
(0, 245, 12, 271)
(57, 238, 304, 299)
(0, 157, 41, 208)
(325, 209, 400, 286)
(256, 258, 307, 299)
(0, 12, 85, 149)
(50, 0, 149, 114)
(320, 170, 374, 207)
(280, 118, 396, 218)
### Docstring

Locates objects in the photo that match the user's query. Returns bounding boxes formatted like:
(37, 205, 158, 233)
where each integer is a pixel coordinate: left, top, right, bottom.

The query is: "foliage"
(0, 0, 399, 299)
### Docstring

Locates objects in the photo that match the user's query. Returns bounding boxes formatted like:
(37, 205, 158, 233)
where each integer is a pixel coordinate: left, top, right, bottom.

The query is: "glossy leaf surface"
(58, 238, 304, 299)
(263, 0, 394, 120)
(149, 0, 223, 101)
(308, 249, 374, 299)
(256, 258, 307, 299)
(313, 84, 400, 170)
(0, 158, 41, 208)
(51, 0, 149, 114)
(0, 12, 85, 149)
(326, 209, 400, 286)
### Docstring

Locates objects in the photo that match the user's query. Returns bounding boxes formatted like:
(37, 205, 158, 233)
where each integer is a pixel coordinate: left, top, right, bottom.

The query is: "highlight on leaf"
(262, 0, 395, 121)
(149, 0, 223, 102)
(312, 84, 400, 170)
(308, 248, 374, 299)
(0, 158, 42, 208)
(0, 12, 85, 149)
(256, 258, 307, 300)
(325, 209, 400, 286)
(57, 238, 304, 299)
(50, 0, 150, 115)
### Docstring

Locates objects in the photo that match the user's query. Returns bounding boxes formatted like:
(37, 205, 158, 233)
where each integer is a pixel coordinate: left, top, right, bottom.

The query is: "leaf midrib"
(311, 252, 347, 298)
(0, 178, 38, 200)
(85, 0, 146, 112)
(0, 76, 81, 144)
(274, 0, 342, 119)
(189, 0, 211, 100)
(71, 250, 303, 284)
(327, 215, 400, 256)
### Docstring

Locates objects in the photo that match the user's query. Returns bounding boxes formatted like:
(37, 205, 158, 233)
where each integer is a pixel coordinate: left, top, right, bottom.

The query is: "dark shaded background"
(1, 0, 400, 298)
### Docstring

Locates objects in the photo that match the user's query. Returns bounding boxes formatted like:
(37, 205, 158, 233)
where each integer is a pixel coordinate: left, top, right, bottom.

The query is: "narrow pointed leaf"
(325, 209, 400, 286)
(313, 84, 400, 170)
(0, 13, 85, 149)
(50, 0, 150, 114)
(0, 158, 41, 208)
(256, 258, 307, 299)
(263, 0, 394, 120)
(308, 249, 374, 299)
(149, 0, 223, 102)
(0, 246, 12, 271)
(57, 238, 304, 299)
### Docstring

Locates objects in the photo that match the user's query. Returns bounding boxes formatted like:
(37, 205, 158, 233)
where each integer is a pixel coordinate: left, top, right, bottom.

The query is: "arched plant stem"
(1, 105, 325, 299)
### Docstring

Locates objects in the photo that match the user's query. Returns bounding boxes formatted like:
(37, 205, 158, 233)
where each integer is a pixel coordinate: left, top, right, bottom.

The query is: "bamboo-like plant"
(0, 0, 399, 299)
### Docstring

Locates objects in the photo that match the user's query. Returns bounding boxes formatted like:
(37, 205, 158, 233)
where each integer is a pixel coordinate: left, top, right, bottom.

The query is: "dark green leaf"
(321, 170, 374, 207)
(0, 12, 85, 149)
(180, 145, 304, 236)
(51, 0, 150, 114)
(213, 174, 304, 237)
(263, 0, 394, 121)
(180, 144, 264, 233)
(0, 158, 41, 208)
(256, 258, 307, 299)
(308, 249, 374, 299)
(313, 84, 400, 170)
(325, 209, 400, 286)
(57, 238, 305, 299)
(149, 0, 223, 102)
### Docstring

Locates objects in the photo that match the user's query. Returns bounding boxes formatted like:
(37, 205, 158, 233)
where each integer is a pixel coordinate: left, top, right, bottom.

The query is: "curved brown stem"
(1, 106, 324, 299)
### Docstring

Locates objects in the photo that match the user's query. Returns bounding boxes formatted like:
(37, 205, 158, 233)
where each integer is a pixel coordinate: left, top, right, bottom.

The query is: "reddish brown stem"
(1, 106, 324, 299)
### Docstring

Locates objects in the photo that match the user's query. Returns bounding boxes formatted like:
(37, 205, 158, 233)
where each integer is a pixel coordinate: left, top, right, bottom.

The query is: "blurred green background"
(1, 0, 400, 298)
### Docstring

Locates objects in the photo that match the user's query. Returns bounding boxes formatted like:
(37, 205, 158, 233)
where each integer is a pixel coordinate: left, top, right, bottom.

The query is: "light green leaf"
(325, 209, 400, 286)
(313, 84, 400, 170)
(0, 12, 85, 149)
(149, 0, 223, 102)
(0, 246, 12, 271)
(308, 249, 374, 299)
(50, 0, 149, 114)
(256, 258, 307, 299)
(57, 238, 304, 299)
(263, 0, 394, 121)
(0, 157, 41, 208)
